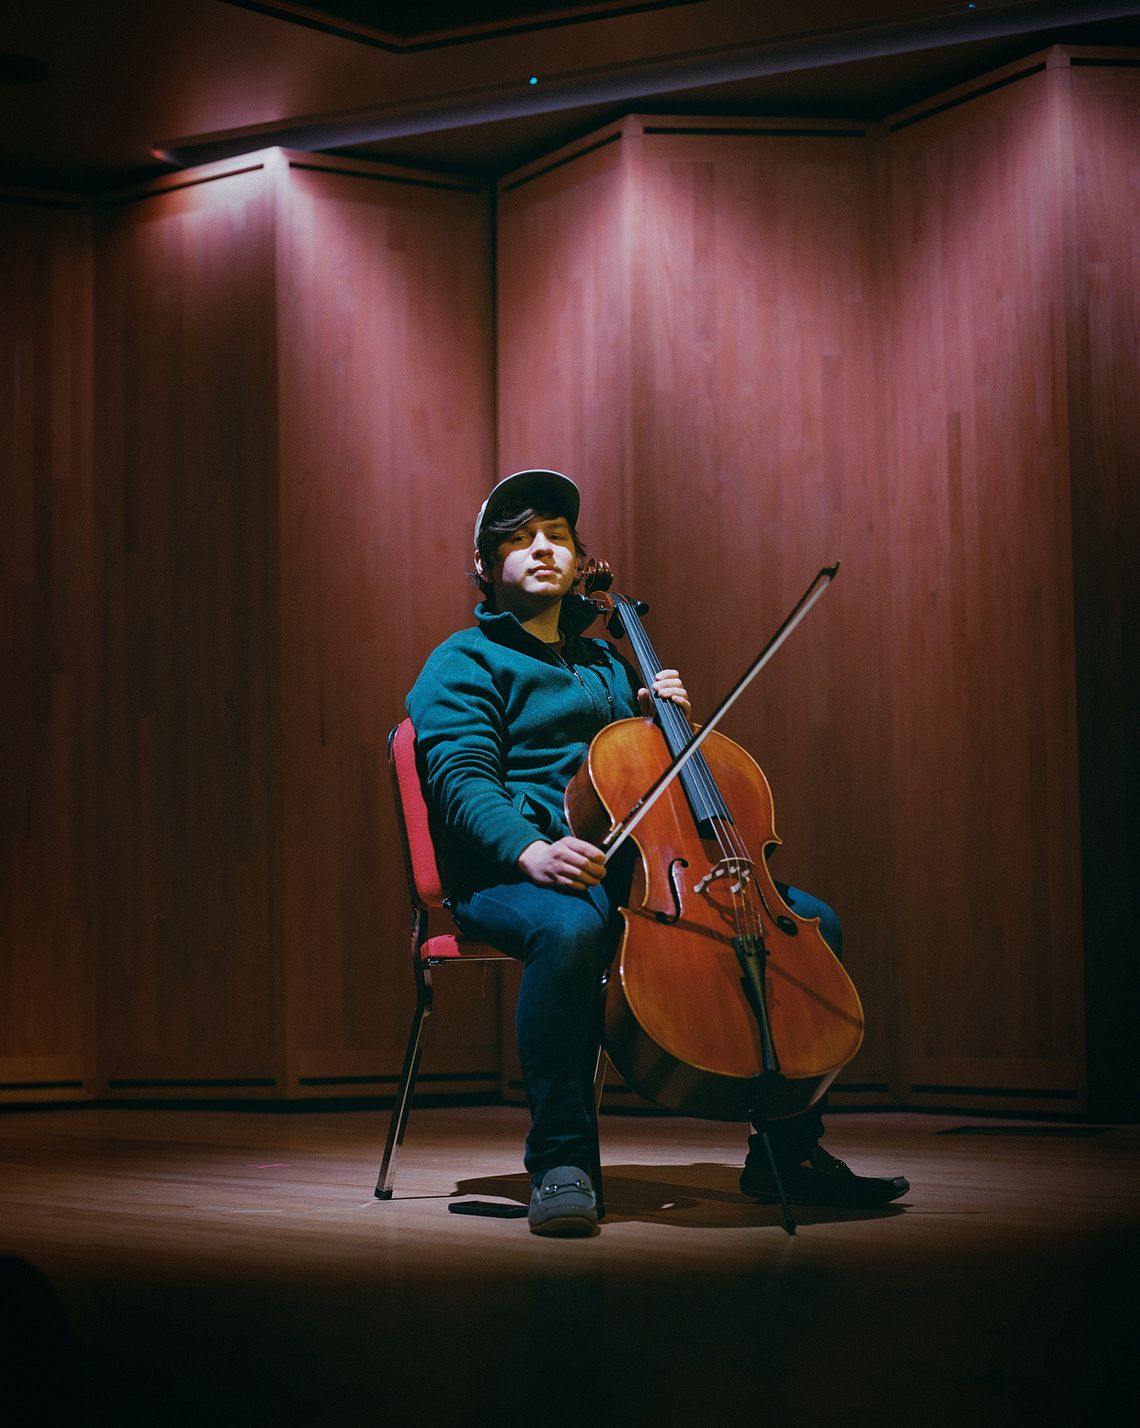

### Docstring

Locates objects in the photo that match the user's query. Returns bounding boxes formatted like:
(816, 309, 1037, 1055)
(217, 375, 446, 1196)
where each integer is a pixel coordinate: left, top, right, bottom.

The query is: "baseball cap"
(473, 469, 580, 547)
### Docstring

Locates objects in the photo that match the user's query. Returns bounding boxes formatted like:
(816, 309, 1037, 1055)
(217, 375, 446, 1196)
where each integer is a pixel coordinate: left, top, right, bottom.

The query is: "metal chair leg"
(375, 973, 433, 1199)
(591, 1044, 607, 1218)
(379, 962, 609, 1210)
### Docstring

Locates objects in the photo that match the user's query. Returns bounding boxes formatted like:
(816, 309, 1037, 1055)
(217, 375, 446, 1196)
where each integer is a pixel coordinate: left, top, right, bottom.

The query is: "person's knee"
(779, 884, 843, 959)
(528, 895, 610, 981)
(815, 903, 842, 958)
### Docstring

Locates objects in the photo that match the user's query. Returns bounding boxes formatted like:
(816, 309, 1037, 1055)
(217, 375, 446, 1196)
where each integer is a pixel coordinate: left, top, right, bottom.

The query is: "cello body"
(565, 714, 865, 1123)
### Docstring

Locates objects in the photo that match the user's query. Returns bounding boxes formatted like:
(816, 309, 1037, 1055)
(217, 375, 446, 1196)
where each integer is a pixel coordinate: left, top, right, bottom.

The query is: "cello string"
(620, 597, 760, 944)
(644, 613, 767, 944)
(625, 604, 771, 1043)
(672, 724, 761, 944)
(619, 598, 755, 939)
(602, 566, 838, 873)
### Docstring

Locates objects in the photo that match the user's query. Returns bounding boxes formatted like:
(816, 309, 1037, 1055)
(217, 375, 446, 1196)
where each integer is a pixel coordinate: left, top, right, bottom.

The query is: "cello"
(565, 565, 865, 1143)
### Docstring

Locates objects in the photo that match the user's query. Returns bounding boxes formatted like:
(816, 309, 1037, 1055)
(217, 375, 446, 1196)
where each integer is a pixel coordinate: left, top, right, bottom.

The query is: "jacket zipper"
(556, 649, 615, 728)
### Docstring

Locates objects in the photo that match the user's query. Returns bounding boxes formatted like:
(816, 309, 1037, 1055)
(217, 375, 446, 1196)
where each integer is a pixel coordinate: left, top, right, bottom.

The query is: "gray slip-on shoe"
(528, 1165, 599, 1237)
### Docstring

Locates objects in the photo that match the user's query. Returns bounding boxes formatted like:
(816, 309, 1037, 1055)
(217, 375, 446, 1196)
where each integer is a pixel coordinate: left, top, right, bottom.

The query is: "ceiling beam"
(156, 1, 1140, 167)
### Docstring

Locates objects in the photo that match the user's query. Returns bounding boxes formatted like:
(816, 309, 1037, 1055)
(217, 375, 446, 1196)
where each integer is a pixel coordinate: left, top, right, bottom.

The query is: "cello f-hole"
(653, 858, 689, 925)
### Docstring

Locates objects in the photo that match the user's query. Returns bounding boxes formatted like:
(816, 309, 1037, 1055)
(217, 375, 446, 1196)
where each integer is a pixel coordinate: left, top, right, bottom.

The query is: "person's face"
(481, 514, 578, 617)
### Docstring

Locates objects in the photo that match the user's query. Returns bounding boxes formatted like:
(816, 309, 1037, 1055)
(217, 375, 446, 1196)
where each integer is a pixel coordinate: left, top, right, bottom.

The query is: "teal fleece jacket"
(406, 594, 642, 896)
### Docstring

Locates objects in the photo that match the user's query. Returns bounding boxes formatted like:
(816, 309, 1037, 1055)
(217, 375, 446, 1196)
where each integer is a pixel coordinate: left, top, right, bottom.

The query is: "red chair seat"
(421, 933, 507, 963)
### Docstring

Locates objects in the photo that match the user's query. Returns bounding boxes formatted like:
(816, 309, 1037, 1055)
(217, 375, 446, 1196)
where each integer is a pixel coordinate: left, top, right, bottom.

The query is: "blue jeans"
(452, 878, 842, 1179)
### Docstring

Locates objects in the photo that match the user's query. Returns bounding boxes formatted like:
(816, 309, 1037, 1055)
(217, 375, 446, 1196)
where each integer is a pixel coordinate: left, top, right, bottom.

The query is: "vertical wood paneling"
(497, 125, 636, 580)
(632, 122, 894, 1098)
(498, 119, 896, 1103)
(884, 71, 1085, 1107)
(83, 153, 497, 1102)
(1064, 63, 1140, 1114)
(93, 164, 280, 1090)
(0, 197, 94, 1100)
(496, 73, 1134, 1114)
(274, 158, 497, 1096)
(4, 48, 1134, 1116)
(495, 131, 641, 1102)
(495, 128, 638, 1103)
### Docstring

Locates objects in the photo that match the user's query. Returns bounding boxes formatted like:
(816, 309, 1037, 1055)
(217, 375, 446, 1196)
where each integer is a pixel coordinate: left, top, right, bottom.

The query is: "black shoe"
(528, 1166, 599, 1237)
(740, 1146, 910, 1208)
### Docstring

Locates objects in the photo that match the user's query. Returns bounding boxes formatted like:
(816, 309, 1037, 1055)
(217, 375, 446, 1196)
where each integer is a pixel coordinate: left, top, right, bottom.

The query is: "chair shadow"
(453, 1162, 907, 1229)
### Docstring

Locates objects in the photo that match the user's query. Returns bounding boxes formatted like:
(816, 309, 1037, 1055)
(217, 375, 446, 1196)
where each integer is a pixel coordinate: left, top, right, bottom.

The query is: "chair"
(375, 717, 607, 1211)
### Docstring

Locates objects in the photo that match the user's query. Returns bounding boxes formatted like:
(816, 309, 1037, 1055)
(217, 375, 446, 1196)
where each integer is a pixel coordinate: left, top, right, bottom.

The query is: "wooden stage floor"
(1, 1106, 1136, 1426)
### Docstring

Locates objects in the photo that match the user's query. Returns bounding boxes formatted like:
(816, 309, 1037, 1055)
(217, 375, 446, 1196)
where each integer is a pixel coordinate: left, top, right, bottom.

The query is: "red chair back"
(389, 717, 446, 909)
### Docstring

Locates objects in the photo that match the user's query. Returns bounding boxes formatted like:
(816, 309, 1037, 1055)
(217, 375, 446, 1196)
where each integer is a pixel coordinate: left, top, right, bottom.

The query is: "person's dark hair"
(472, 505, 588, 603)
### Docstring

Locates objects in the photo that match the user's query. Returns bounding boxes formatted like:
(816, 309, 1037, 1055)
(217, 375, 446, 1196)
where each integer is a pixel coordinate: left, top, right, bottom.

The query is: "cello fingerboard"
(613, 593, 733, 831)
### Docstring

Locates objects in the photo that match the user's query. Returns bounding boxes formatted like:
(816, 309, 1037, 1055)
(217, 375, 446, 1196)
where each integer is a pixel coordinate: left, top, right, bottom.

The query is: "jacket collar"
(475, 594, 601, 655)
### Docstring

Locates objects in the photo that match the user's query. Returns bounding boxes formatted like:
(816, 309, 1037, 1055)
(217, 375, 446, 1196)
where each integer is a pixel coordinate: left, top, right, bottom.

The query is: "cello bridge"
(694, 857, 755, 896)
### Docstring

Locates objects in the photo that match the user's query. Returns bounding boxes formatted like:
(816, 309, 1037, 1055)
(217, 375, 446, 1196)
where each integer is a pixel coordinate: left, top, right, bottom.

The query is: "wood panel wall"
(80, 152, 495, 1101)
(497, 123, 637, 581)
(93, 161, 281, 1093)
(273, 156, 497, 1098)
(495, 55, 1138, 1116)
(882, 60, 1086, 1111)
(498, 117, 897, 1106)
(634, 119, 895, 1102)
(1, 195, 94, 1103)
(1063, 59, 1140, 1116)
(2, 48, 1135, 1116)
(495, 125, 639, 1103)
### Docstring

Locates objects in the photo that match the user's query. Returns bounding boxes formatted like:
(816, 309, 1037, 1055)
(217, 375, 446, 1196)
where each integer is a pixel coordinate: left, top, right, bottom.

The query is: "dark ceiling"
(2, 1, 1139, 192)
